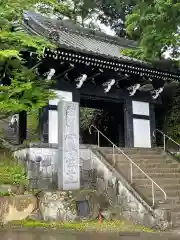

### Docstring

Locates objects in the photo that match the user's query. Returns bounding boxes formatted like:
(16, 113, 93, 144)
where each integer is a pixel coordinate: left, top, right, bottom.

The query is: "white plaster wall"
(133, 119, 151, 148)
(48, 110, 58, 144)
(49, 90, 72, 105)
(132, 101, 151, 148)
(48, 90, 73, 144)
(132, 101, 150, 116)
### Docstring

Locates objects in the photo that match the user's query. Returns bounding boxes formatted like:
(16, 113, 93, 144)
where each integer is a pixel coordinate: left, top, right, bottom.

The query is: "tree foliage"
(0, 0, 71, 115)
(59, 0, 136, 35)
(124, 0, 180, 61)
(97, 0, 136, 37)
(123, 0, 180, 141)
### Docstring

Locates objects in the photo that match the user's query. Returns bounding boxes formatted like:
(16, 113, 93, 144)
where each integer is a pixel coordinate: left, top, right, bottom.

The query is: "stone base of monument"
(30, 189, 124, 222)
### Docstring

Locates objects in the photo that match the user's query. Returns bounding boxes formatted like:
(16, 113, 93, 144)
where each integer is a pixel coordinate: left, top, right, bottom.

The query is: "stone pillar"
(57, 101, 80, 190)
(124, 99, 134, 148)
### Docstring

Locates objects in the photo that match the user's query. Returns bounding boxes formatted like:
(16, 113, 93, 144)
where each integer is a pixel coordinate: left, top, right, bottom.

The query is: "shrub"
(0, 151, 27, 185)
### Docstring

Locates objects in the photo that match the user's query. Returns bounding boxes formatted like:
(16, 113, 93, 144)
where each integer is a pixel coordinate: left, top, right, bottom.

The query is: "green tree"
(123, 0, 180, 141)
(59, 0, 136, 35)
(97, 0, 136, 37)
(0, 0, 71, 116)
(124, 0, 180, 61)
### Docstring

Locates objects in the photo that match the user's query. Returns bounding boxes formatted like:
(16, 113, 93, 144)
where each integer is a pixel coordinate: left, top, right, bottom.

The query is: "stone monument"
(57, 101, 80, 190)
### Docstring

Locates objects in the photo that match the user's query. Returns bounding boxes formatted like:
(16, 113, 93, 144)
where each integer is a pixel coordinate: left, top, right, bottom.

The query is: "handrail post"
(163, 134, 166, 151)
(152, 182, 155, 206)
(97, 131, 100, 148)
(130, 163, 133, 184)
(113, 144, 115, 166)
(90, 125, 166, 206)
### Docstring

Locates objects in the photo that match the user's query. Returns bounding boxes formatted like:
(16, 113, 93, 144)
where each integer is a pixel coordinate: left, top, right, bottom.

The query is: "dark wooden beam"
(124, 99, 134, 148)
(39, 106, 49, 143)
(43, 48, 180, 82)
(18, 111, 27, 144)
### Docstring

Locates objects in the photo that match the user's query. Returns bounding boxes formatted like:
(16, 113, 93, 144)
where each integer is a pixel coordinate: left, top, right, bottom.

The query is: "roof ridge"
(24, 11, 137, 49)
(57, 23, 137, 49)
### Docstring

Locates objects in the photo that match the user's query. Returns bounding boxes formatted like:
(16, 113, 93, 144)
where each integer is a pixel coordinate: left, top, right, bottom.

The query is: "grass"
(0, 150, 27, 186)
(27, 110, 39, 134)
(7, 220, 153, 233)
(26, 110, 40, 142)
(0, 191, 11, 196)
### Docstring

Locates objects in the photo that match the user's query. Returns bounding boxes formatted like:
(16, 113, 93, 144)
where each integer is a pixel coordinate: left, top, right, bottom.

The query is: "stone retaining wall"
(14, 144, 170, 229)
(0, 195, 37, 225)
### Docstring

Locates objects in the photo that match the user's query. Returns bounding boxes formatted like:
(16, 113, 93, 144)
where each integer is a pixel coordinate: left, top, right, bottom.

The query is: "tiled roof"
(22, 11, 144, 64)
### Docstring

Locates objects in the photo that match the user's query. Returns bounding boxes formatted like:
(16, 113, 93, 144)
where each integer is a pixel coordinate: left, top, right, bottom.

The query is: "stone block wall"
(79, 145, 169, 229)
(14, 144, 169, 229)
(14, 144, 59, 190)
(14, 144, 97, 190)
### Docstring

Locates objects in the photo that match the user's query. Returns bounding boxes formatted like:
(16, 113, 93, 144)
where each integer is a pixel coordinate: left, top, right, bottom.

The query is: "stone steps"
(114, 163, 180, 172)
(0, 116, 37, 145)
(105, 154, 171, 164)
(133, 178, 180, 185)
(111, 160, 179, 169)
(138, 188, 180, 198)
(106, 160, 180, 174)
(133, 172, 180, 178)
(136, 184, 180, 190)
(98, 146, 180, 228)
(100, 147, 163, 154)
(106, 158, 179, 170)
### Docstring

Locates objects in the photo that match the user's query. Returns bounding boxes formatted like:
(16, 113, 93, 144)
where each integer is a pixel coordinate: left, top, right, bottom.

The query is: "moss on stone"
(7, 219, 154, 232)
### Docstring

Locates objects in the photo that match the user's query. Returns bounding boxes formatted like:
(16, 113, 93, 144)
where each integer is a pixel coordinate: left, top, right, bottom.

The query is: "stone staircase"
(98, 147, 180, 228)
(0, 117, 38, 145)
(0, 118, 17, 144)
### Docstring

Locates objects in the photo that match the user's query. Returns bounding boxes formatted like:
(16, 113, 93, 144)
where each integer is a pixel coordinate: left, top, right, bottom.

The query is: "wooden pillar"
(150, 103, 156, 147)
(18, 111, 27, 144)
(117, 122, 125, 147)
(39, 106, 49, 143)
(124, 99, 134, 148)
(117, 104, 125, 147)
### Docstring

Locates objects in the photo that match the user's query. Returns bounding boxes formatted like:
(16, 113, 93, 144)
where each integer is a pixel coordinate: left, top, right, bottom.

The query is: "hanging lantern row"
(43, 48, 180, 82)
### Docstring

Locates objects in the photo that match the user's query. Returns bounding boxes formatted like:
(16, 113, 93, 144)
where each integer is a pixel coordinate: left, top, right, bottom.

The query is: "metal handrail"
(89, 124, 167, 206)
(153, 129, 180, 151)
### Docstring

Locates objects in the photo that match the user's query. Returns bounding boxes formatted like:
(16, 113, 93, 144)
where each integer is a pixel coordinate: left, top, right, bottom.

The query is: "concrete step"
(133, 172, 180, 179)
(155, 202, 180, 211)
(110, 160, 180, 169)
(132, 179, 180, 188)
(136, 184, 180, 191)
(174, 212, 180, 219)
(100, 146, 163, 151)
(103, 151, 164, 158)
(98, 147, 180, 222)
(112, 160, 180, 169)
(114, 158, 173, 165)
(146, 195, 180, 205)
(113, 164, 180, 178)
(105, 153, 170, 163)
(103, 149, 171, 157)
(137, 188, 180, 198)
(143, 168, 180, 174)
